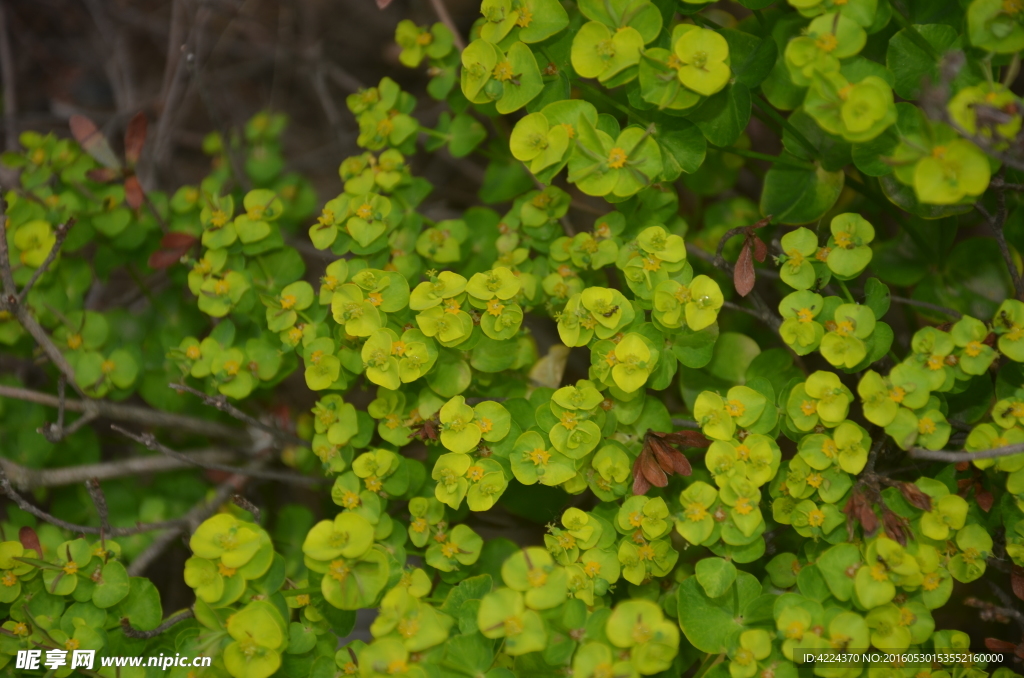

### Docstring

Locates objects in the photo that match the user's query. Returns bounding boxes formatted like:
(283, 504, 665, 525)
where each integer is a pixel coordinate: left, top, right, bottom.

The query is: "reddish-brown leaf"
(148, 248, 185, 269)
(882, 509, 908, 546)
(667, 449, 692, 476)
(124, 175, 145, 209)
(19, 526, 42, 556)
(639, 449, 668, 488)
(859, 502, 879, 535)
(975, 487, 995, 512)
(955, 460, 970, 472)
(985, 638, 1019, 652)
(69, 114, 122, 170)
(734, 241, 755, 297)
(752, 235, 768, 263)
(1012, 565, 1024, 601)
(655, 430, 711, 448)
(898, 482, 933, 512)
(124, 112, 148, 165)
(648, 437, 678, 473)
(86, 168, 118, 183)
(632, 455, 652, 496)
(375, 0, 393, 7)
(161, 231, 198, 248)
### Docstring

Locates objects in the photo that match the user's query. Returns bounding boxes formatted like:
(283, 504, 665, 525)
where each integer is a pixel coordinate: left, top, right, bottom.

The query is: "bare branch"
(112, 424, 326, 485)
(17, 218, 76, 304)
(168, 382, 306, 447)
(0, 462, 186, 536)
(909, 442, 1024, 462)
(0, 449, 237, 491)
(85, 478, 111, 540)
(121, 609, 194, 640)
(889, 294, 962, 318)
(428, 0, 466, 52)
(976, 193, 1022, 300)
(232, 494, 261, 522)
(0, 383, 247, 441)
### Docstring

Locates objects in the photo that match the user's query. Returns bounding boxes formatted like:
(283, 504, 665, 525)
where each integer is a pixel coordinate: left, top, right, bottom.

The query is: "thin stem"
(751, 94, 817, 159)
(428, 0, 466, 52)
(169, 382, 306, 447)
(837, 279, 856, 304)
(909, 441, 1024, 462)
(121, 609, 195, 639)
(576, 80, 651, 127)
(710, 145, 816, 171)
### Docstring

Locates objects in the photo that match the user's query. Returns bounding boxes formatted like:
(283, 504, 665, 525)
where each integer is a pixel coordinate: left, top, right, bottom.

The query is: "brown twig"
(909, 442, 1024, 462)
(17, 218, 76, 304)
(0, 448, 238, 491)
(112, 424, 325, 485)
(428, 0, 466, 52)
(232, 494, 261, 522)
(85, 478, 111, 545)
(168, 382, 306, 447)
(0, 462, 186, 536)
(121, 609, 194, 639)
(0, 383, 246, 441)
(976, 194, 1022, 300)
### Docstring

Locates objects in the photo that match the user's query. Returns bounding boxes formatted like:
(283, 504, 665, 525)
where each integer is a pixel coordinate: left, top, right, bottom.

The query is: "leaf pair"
(731, 215, 771, 297)
(69, 112, 148, 208)
(631, 429, 709, 495)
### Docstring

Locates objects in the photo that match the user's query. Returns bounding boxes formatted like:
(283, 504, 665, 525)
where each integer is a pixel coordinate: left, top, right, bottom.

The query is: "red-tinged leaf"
(897, 482, 933, 512)
(648, 437, 678, 475)
(975, 487, 994, 512)
(752, 235, 768, 263)
(376, 0, 393, 7)
(859, 503, 879, 535)
(882, 509, 908, 546)
(632, 455, 652, 496)
(750, 215, 773, 230)
(161, 231, 198, 248)
(667, 449, 692, 476)
(124, 175, 145, 209)
(86, 168, 118, 183)
(956, 478, 972, 493)
(639, 449, 668, 488)
(124, 112, 147, 166)
(656, 430, 711, 448)
(147, 248, 187, 269)
(955, 460, 970, 472)
(985, 638, 1019, 652)
(734, 241, 755, 297)
(69, 114, 122, 170)
(19, 526, 42, 556)
(1012, 565, 1024, 601)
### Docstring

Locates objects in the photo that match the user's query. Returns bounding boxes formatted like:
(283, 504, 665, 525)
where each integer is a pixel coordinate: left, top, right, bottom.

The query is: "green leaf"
(657, 121, 707, 181)
(687, 83, 751, 147)
(720, 29, 778, 89)
(694, 557, 737, 598)
(112, 577, 163, 631)
(677, 571, 762, 653)
(885, 24, 958, 101)
(864, 278, 891, 319)
(760, 162, 845, 226)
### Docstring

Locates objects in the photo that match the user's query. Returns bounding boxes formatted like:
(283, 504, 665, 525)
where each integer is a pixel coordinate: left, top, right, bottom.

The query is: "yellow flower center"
(932, 145, 947, 159)
(1010, 402, 1024, 418)
(685, 503, 708, 522)
(734, 497, 754, 515)
(584, 561, 602, 577)
(280, 294, 297, 310)
(411, 517, 428, 533)
(557, 533, 576, 549)
(965, 340, 984, 357)
(889, 387, 906, 403)
(736, 444, 750, 461)
(869, 563, 888, 582)
(922, 571, 942, 591)
(807, 473, 823, 489)
(562, 123, 576, 139)
(101, 360, 116, 375)
(607, 147, 628, 169)
(800, 399, 817, 416)
(1004, 0, 1023, 15)
(559, 411, 578, 430)
(527, 568, 548, 587)
(918, 417, 936, 435)
(387, 659, 409, 674)
(834, 231, 854, 249)
(816, 246, 831, 261)
(65, 638, 80, 651)
(835, 320, 855, 337)
(528, 448, 551, 466)
(1, 571, 16, 587)
(218, 562, 237, 577)
(822, 439, 838, 458)
(504, 615, 524, 635)
(12, 622, 28, 636)
(365, 475, 383, 492)
(516, 7, 533, 26)
(210, 210, 229, 228)
(486, 298, 505, 316)
(441, 540, 459, 558)
(807, 508, 825, 527)
(725, 399, 746, 417)
(815, 33, 838, 52)
(341, 490, 361, 509)
(416, 31, 433, 46)
(926, 354, 944, 371)
(398, 617, 421, 638)
(67, 333, 83, 350)
(329, 560, 351, 581)
(633, 621, 654, 644)
(493, 61, 515, 81)
(628, 511, 644, 527)
(186, 345, 202, 360)
(735, 648, 755, 666)
(295, 594, 310, 606)
(467, 465, 485, 482)
(785, 249, 805, 269)
(637, 544, 656, 561)
(355, 203, 374, 220)
(642, 255, 661, 272)
(214, 279, 231, 295)
(797, 308, 814, 323)
(785, 621, 805, 640)
(899, 607, 916, 626)
(443, 298, 461, 314)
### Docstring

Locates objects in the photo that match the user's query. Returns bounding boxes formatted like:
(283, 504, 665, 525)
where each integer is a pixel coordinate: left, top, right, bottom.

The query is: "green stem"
(690, 14, 722, 29)
(710, 144, 816, 171)
(837, 279, 856, 304)
(751, 94, 818, 160)
(693, 653, 722, 678)
(282, 587, 320, 596)
(888, 3, 940, 61)
(418, 125, 449, 140)
(576, 80, 651, 127)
